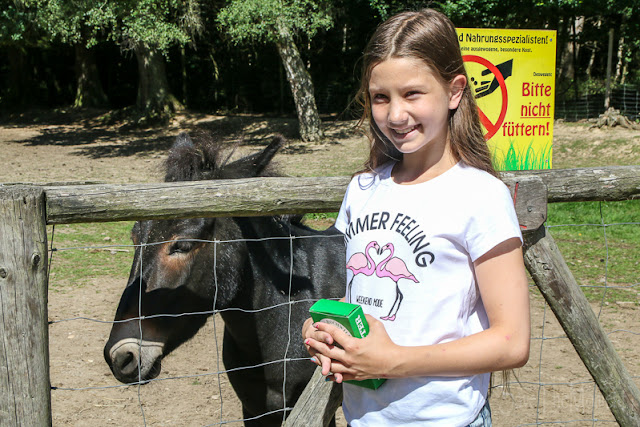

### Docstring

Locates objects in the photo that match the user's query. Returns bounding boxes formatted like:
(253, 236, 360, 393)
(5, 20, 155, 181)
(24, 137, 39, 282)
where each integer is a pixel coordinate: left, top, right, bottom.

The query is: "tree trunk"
(180, 46, 188, 106)
(614, 15, 627, 83)
(585, 19, 600, 80)
(558, 16, 583, 88)
(6, 46, 37, 106)
(605, 28, 614, 109)
(133, 43, 183, 118)
(73, 41, 108, 108)
(615, 36, 624, 83)
(275, 21, 323, 143)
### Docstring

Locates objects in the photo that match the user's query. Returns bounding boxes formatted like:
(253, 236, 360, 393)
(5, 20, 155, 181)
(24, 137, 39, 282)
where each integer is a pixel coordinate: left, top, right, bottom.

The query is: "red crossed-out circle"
(462, 55, 508, 141)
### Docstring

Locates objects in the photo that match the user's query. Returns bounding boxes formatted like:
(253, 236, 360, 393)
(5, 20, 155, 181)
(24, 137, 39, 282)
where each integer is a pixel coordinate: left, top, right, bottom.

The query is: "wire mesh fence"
(556, 84, 640, 122)
(46, 201, 639, 426)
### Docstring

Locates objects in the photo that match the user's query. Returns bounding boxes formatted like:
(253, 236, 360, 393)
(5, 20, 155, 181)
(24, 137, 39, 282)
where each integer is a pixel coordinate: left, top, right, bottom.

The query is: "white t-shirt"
(334, 161, 522, 426)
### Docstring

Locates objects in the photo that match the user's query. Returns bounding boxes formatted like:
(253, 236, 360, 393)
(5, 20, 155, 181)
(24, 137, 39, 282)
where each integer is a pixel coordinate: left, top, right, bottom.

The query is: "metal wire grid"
(46, 207, 639, 426)
(555, 84, 640, 121)
(48, 233, 343, 426)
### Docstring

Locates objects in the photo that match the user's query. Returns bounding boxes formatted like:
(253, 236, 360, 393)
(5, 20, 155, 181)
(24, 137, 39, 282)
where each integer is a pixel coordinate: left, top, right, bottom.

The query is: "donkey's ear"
(164, 132, 203, 182)
(173, 132, 194, 149)
(221, 135, 284, 178)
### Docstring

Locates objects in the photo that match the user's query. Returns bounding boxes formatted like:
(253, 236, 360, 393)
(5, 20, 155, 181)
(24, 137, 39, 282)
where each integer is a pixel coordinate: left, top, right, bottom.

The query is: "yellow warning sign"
(457, 28, 557, 170)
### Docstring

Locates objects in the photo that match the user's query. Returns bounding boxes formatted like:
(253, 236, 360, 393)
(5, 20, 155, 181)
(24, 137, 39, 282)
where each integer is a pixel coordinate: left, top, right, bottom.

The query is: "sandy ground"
(45, 277, 640, 426)
(2, 112, 639, 426)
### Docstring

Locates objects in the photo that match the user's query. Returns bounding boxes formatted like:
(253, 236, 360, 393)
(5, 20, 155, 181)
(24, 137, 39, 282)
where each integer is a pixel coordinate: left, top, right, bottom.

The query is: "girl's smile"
(368, 57, 465, 176)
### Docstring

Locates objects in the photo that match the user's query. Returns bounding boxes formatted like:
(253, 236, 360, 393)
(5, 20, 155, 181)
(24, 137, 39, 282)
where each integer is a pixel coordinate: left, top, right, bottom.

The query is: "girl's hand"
(302, 317, 342, 381)
(305, 315, 399, 383)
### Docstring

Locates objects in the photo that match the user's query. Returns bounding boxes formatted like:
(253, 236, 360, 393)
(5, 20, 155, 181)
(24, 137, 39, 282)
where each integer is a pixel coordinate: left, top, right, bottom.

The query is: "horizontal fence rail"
(43, 166, 640, 224)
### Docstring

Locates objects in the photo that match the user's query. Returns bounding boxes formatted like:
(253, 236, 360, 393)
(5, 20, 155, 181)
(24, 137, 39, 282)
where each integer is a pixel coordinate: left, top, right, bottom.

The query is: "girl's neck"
(392, 142, 457, 185)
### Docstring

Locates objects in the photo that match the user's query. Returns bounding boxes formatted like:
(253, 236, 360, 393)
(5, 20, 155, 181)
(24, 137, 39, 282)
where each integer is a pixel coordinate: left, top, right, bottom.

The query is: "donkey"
(104, 132, 345, 426)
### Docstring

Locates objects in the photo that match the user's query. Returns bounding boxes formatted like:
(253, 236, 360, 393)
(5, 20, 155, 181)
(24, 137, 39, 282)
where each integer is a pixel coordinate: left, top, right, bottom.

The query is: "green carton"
(309, 299, 386, 390)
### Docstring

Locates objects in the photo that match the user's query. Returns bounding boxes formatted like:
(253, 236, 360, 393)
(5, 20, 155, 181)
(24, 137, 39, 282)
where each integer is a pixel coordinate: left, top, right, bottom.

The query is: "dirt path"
(0, 111, 370, 184)
(2, 112, 639, 426)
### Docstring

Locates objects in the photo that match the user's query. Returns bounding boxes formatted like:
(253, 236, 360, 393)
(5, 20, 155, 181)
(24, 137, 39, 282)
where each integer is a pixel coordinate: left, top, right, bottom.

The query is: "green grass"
(48, 222, 135, 289)
(546, 201, 640, 304)
(304, 212, 338, 222)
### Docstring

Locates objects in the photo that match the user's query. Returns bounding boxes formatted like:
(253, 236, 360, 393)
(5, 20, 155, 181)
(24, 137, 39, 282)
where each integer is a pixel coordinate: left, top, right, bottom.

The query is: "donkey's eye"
(169, 240, 195, 255)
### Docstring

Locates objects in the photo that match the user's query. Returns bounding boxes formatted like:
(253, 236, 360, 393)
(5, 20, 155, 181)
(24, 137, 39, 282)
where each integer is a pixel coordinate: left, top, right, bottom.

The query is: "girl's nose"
(387, 100, 408, 125)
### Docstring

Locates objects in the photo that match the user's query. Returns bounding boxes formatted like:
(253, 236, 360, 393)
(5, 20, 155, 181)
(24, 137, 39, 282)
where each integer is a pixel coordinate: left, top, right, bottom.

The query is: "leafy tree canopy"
(27, 0, 202, 51)
(117, 0, 201, 51)
(0, 0, 42, 45)
(217, 0, 333, 44)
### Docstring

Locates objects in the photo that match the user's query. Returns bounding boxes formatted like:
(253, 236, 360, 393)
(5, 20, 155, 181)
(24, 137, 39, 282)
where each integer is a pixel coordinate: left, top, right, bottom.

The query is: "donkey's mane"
(164, 131, 283, 182)
(163, 131, 232, 182)
(163, 131, 304, 225)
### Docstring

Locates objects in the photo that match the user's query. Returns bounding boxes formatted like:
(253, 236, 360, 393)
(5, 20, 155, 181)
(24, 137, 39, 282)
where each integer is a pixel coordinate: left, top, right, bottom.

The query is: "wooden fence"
(1, 165, 640, 426)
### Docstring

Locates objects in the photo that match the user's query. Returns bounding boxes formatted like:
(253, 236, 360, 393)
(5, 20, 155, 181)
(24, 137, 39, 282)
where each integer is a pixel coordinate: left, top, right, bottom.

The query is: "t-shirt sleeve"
(464, 181, 523, 262)
(334, 179, 352, 234)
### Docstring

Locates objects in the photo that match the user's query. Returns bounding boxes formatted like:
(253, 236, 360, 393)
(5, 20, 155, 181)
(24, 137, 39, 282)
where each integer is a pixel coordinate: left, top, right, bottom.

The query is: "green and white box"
(309, 299, 386, 390)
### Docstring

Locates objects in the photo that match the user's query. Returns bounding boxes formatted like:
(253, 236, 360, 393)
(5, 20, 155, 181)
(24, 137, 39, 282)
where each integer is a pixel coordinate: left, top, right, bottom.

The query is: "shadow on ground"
(1, 108, 360, 159)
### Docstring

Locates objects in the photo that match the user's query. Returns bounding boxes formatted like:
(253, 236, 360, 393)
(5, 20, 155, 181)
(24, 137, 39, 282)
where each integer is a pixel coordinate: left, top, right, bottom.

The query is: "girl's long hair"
(355, 8, 497, 177)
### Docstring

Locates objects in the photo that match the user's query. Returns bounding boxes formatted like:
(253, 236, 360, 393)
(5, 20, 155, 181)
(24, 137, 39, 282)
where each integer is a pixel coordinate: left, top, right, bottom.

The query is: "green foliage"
(437, 0, 584, 29)
(118, 0, 201, 51)
(0, 0, 41, 45)
(32, 0, 116, 47)
(2, 0, 639, 111)
(19, 0, 202, 51)
(217, 0, 334, 45)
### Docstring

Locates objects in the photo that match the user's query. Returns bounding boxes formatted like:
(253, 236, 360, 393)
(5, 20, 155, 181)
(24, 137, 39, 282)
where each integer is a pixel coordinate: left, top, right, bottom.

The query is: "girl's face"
(368, 57, 465, 160)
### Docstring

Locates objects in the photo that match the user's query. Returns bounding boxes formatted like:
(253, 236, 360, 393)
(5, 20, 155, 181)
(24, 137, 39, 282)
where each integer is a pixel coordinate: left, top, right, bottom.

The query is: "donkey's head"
(104, 132, 283, 384)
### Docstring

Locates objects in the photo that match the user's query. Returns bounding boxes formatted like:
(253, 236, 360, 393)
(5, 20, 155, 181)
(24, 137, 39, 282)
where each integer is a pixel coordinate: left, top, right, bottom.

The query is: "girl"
(302, 8, 530, 427)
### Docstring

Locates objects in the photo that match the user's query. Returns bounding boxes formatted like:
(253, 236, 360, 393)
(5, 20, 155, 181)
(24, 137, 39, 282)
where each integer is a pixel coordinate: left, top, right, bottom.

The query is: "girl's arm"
(305, 237, 530, 381)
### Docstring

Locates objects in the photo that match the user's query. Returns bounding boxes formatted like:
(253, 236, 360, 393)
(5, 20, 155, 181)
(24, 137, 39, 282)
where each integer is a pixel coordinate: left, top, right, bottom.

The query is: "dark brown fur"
(104, 132, 345, 426)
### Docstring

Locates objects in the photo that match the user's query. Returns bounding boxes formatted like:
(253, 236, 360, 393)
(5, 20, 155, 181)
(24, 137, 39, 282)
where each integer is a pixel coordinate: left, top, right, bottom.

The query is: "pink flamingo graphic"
(376, 243, 419, 321)
(345, 241, 380, 303)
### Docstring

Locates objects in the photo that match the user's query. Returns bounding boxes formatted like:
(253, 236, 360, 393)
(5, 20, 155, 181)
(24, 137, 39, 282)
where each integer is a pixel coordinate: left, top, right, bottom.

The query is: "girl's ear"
(448, 75, 467, 110)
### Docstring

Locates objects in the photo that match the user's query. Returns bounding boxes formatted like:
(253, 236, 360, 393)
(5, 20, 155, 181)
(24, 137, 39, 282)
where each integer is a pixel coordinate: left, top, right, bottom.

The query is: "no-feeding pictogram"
(463, 55, 511, 141)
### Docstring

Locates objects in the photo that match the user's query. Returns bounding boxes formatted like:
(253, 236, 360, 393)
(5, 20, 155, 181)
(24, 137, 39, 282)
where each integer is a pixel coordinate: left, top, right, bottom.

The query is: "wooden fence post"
(284, 366, 342, 427)
(0, 186, 51, 426)
(523, 226, 640, 426)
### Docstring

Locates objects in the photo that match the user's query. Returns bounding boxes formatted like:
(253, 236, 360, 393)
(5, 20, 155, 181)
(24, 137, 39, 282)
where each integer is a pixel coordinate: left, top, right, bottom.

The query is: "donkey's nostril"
(115, 351, 138, 377)
(107, 339, 164, 384)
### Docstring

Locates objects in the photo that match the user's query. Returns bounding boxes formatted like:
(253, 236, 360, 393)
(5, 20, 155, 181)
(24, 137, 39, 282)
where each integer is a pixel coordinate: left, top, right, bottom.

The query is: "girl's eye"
(406, 91, 421, 98)
(169, 240, 195, 255)
(371, 93, 388, 103)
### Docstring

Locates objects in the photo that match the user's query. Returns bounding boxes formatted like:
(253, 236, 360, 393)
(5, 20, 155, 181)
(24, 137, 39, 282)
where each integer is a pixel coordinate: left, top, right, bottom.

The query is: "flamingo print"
(345, 241, 380, 303)
(376, 243, 419, 321)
